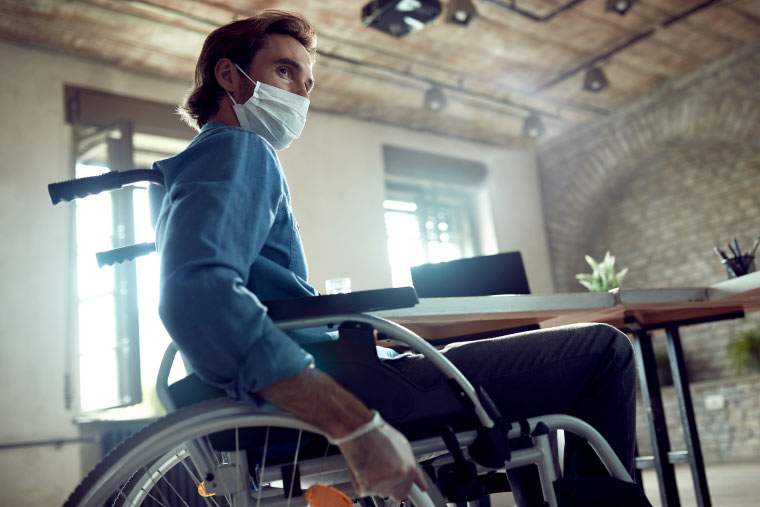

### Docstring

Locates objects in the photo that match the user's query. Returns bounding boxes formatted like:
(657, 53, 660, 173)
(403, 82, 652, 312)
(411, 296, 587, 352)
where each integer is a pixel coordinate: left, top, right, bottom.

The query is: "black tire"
(64, 398, 439, 507)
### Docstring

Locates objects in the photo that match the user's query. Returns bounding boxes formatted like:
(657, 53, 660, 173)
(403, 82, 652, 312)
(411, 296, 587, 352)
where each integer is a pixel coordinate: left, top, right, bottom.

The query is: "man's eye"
(277, 66, 291, 78)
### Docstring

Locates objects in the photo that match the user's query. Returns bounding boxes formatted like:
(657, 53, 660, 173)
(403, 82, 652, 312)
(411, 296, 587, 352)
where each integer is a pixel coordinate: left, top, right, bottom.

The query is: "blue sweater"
(155, 122, 318, 401)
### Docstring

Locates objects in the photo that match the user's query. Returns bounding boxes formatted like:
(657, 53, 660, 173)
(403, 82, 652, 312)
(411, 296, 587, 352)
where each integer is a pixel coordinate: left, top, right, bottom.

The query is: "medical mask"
(227, 64, 309, 150)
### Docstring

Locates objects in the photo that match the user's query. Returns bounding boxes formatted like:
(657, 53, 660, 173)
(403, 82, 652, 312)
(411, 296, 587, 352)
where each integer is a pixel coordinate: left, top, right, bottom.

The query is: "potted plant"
(575, 252, 629, 292)
(726, 328, 760, 374)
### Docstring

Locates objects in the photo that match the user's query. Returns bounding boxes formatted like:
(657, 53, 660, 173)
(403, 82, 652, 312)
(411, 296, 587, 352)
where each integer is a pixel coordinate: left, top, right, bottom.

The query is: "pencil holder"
(722, 255, 756, 279)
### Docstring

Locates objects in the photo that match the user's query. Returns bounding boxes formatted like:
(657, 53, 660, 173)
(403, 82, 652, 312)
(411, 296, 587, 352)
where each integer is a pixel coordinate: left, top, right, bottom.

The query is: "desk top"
(374, 272, 760, 340)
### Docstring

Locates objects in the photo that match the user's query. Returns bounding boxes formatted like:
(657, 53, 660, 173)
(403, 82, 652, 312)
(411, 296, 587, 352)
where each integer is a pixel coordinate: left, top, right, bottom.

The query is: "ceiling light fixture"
(606, 0, 636, 16)
(522, 114, 545, 139)
(446, 0, 477, 26)
(583, 67, 609, 92)
(424, 86, 447, 112)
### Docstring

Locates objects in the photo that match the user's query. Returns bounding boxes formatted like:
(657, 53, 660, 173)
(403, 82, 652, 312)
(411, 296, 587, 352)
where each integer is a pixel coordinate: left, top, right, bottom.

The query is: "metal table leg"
(631, 325, 681, 507)
(665, 325, 712, 507)
(634, 441, 644, 487)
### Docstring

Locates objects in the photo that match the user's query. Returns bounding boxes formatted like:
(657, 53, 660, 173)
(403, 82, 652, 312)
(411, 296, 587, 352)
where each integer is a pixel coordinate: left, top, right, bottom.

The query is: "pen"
(750, 236, 760, 259)
(727, 241, 738, 259)
(732, 238, 747, 274)
(713, 246, 728, 261)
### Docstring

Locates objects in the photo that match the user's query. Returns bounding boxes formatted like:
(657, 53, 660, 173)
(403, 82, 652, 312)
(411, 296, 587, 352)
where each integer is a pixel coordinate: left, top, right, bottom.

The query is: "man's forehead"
(258, 33, 314, 68)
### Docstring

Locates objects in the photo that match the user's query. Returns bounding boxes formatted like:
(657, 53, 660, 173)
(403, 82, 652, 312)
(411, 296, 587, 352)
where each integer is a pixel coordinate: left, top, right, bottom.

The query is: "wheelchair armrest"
(264, 287, 418, 322)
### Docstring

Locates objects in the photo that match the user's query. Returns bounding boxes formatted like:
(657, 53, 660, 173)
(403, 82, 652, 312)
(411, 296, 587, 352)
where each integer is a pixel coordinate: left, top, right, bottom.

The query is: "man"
(156, 10, 636, 505)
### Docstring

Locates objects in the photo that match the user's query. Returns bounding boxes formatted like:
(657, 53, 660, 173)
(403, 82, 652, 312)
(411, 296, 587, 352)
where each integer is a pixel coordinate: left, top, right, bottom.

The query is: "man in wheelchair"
(153, 10, 641, 507)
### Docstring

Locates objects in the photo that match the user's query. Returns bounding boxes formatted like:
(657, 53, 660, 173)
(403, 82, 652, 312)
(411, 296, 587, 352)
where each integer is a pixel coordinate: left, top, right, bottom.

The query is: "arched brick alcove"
(538, 45, 760, 293)
(537, 44, 760, 462)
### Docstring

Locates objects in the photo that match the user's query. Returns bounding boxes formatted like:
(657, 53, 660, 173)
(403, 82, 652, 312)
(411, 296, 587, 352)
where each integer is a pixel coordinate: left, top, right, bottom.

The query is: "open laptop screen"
(410, 251, 530, 298)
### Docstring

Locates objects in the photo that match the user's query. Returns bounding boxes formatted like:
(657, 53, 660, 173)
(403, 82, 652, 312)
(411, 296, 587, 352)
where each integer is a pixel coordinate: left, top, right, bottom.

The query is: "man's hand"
(258, 367, 426, 500)
(338, 415, 427, 501)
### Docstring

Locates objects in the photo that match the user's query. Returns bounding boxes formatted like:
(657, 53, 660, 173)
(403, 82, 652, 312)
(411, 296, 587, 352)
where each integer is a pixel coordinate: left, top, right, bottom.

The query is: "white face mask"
(227, 63, 310, 150)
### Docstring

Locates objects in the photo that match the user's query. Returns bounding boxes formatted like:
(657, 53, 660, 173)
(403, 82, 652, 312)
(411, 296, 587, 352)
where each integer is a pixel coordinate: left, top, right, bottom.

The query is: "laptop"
(410, 251, 536, 342)
(410, 251, 531, 298)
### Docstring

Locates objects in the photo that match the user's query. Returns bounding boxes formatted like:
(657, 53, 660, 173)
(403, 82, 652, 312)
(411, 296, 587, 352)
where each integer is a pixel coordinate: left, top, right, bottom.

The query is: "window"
(381, 145, 489, 288)
(384, 183, 481, 287)
(66, 86, 194, 416)
(75, 159, 121, 411)
(74, 127, 189, 415)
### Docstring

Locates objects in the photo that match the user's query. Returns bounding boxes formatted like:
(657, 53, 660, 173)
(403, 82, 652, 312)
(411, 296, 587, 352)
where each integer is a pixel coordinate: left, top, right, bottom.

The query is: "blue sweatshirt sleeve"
(156, 129, 313, 401)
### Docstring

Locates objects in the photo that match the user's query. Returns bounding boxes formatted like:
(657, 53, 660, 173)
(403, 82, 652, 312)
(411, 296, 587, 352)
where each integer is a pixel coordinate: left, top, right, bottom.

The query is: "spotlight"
(583, 67, 609, 92)
(446, 0, 477, 26)
(424, 86, 447, 112)
(522, 114, 545, 139)
(606, 0, 636, 15)
(361, 0, 442, 38)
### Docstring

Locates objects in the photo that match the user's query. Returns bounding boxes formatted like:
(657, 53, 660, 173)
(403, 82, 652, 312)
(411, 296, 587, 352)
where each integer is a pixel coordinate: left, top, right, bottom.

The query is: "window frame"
(65, 86, 194, 414)
(383, 178, 484, 287)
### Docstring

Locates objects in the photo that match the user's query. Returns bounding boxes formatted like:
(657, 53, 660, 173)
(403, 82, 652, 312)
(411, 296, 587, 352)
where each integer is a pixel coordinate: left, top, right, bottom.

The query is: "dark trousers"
(384, 323, 637, 506)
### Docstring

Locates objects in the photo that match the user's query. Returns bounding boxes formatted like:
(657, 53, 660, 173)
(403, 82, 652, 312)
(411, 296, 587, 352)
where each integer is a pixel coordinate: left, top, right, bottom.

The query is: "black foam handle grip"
(96, 243, 157, 267)
(48, 172, 123, 205)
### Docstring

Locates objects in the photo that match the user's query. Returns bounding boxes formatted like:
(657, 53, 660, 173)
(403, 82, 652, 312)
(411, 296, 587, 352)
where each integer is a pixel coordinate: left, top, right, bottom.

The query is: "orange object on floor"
(305, 484, 352, 507)
(197, 481, 216, 497)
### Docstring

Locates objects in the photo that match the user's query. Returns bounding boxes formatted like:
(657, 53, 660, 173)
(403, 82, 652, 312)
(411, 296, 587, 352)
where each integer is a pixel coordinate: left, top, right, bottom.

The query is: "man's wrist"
(330, 411, 382, 445)
(324, 405, 374, 440)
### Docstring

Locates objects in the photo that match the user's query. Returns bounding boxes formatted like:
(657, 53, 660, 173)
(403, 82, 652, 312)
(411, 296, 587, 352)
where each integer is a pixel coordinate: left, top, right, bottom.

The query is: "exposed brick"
(538, 43, 760, 463)
(635, 376, 760, 464)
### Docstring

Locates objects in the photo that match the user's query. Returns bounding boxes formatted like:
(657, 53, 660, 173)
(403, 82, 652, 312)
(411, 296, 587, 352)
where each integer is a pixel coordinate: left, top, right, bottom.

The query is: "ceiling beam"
(97, 0, 594, 119)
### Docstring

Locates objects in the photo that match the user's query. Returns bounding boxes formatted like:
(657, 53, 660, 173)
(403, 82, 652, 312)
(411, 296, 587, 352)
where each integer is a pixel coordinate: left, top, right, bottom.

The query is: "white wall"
(0, 40, 552, 505)
(486, 149, 555, 294)
(284, 113, 555, 294)
(0, 41, 190, 506)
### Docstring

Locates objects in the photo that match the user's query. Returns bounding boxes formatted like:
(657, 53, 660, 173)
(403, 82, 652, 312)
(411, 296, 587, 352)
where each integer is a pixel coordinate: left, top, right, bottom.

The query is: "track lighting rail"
(534, 0, 725, 92)
(482, 0, 588, 23)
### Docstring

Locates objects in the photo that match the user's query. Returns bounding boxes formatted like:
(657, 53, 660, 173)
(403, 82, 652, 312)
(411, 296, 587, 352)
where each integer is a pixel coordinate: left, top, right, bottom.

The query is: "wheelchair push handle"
(48, 172, 121, 204)
(96, 242, 157, 267)
(48, 169, 163, 204)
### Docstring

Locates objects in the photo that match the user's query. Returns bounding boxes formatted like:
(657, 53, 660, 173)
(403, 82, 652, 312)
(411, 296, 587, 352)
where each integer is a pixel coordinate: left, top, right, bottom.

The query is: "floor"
(641, 461, 760, 507)
(487, 461, 760, 506)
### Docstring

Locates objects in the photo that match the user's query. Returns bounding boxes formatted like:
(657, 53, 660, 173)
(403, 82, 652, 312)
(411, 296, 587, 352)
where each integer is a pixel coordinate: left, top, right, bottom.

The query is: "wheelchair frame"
(50, 170, 633, 507)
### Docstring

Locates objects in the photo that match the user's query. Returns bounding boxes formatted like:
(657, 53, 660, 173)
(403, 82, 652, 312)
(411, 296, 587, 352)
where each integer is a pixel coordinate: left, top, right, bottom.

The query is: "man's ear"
(214, 58, 237, 94)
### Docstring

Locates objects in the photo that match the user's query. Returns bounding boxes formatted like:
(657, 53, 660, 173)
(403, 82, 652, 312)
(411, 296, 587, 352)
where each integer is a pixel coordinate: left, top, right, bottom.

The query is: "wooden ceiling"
(1, 0, 759, 146)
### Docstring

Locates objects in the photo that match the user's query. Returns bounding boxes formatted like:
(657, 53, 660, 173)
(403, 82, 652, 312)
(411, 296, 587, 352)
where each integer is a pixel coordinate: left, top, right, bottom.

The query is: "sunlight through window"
(383, 186, 478, 287)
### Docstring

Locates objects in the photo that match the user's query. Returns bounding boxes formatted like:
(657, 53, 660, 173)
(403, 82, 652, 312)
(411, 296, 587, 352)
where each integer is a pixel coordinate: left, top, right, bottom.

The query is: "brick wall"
(636, 375, 760, 463)
(537, 42, 760, 382)
(536, 43, 760, 463)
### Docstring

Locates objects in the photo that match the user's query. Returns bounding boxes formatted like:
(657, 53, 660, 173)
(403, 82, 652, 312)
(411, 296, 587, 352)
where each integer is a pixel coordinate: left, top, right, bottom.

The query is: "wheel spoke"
(286, 430, 304, 507)
(113, 467, 142, 507)
(151, 467, 172, 506)
(157, 469, 191, 507)
(177, 454, 220, 507)
(235, 426, 241, 505)
(256, 426, 271, 507)
(315, 441, 333, 485)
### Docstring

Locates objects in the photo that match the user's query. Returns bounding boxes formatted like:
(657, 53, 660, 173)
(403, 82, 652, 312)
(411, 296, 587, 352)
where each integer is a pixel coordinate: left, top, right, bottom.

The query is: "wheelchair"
(49, 170, 637, 507)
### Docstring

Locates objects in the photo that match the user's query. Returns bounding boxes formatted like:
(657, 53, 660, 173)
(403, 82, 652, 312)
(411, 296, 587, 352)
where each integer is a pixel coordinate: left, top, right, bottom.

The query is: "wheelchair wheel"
(64, 398, 437, 507)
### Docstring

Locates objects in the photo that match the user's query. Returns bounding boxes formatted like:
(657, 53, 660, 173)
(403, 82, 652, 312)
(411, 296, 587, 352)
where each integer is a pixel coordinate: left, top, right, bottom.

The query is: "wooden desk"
(377, 272, 760, 339)
(376, 291, 615, 340)
(375, 271, 760, 507)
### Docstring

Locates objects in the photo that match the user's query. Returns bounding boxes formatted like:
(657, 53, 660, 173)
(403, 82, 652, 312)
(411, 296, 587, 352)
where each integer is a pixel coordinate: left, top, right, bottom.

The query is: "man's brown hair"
(179, 10, 316, 129)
